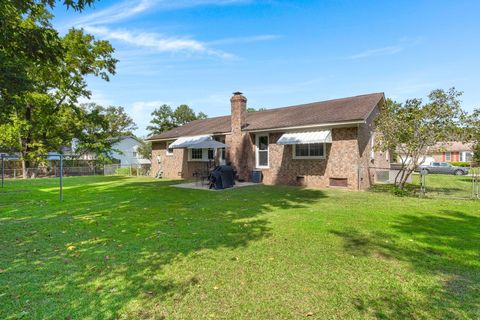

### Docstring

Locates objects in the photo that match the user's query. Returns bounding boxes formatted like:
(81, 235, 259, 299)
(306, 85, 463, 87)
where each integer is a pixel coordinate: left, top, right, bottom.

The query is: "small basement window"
(329, 178, 348, 187)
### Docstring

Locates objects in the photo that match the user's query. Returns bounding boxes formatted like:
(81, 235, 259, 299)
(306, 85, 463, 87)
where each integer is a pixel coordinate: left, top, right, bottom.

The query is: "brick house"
(147, 92, 390, 190)
(429, 141, 474, 163)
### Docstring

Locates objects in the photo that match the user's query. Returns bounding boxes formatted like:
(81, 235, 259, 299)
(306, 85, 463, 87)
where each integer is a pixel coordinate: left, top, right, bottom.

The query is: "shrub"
(115, 167, 131, 175)
(449, 161, 470, 167)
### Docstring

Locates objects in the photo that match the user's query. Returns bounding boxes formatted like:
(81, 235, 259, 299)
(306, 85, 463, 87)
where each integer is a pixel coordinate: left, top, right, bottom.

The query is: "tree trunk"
(21, 158, 27, 179)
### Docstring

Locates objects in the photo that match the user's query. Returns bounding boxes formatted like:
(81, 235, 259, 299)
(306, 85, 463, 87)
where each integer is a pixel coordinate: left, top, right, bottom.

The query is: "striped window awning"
(276, 130, 332, 145)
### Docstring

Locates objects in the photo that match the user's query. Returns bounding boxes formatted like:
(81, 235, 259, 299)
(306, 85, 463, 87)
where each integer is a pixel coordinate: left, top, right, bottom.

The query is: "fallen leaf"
(306, 312, 314, 317)
(66, 245, 76, 251)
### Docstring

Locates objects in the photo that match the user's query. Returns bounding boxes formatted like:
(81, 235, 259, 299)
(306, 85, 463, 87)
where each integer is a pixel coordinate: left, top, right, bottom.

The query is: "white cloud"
(73, 0, 155, 27)
(349, 45, 404, 59)
(73, 0, 252, 27)
(85, 26, 235, 59)
(348, 37, 422, 59)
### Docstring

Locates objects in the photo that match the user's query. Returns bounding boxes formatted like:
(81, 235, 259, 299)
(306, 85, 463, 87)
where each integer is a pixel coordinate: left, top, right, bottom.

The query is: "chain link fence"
(369, 165, 479, 200)
(1, 166, 103, 178)
(417, 168, 480, 200)
(1, 160, 150, 179)
(103, 164, 151, 177)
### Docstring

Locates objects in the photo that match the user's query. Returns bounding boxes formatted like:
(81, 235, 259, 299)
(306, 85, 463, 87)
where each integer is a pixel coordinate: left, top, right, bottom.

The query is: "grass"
(0, 176, 479, 319)
(372, 172, 480, 199)
(414, 173, 479, 199)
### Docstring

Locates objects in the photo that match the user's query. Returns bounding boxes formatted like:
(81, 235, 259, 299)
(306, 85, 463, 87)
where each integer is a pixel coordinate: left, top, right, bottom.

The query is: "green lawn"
(411, 172, 479, 199)
(0, 176, 479, 319)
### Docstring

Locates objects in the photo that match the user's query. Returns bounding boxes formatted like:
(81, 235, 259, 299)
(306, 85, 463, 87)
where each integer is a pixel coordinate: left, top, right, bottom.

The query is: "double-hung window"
(256, 134, 269, 168)
(190, 148, 203, 160)
(445, 151, 451, 161)
(293, 143, 325, 159)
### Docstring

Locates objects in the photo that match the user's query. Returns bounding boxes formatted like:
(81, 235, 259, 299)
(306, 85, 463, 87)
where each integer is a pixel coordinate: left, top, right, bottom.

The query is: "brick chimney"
(228, 91, 253, 181)
(230, 91, 247, 133)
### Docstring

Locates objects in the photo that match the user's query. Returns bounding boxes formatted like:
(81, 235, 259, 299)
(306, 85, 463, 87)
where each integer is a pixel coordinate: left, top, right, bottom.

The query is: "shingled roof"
(147, 92, 384, 140)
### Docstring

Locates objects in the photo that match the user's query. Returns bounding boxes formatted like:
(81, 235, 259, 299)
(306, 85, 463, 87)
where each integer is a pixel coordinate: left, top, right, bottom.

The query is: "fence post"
(1, 155, 4, 188)
(59, 155, 63, 201)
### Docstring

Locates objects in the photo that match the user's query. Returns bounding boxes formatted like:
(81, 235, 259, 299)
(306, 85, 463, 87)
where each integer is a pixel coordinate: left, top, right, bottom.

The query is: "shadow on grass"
(331, 210, 480, 319)
(0, 177, 326, 319)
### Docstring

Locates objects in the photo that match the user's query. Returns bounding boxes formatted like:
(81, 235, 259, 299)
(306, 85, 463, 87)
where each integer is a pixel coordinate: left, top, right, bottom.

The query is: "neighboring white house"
(108, 136, 151, 166)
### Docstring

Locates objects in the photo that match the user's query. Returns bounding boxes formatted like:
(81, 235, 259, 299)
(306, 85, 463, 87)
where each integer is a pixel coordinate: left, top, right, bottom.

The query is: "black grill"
(208, 165, 236, 190)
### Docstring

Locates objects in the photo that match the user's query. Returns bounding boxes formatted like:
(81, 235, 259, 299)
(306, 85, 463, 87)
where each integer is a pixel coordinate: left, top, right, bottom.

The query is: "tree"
(70, 104, 119, 163)
(147, 104, 207, 135)
(247, 107, 267, 112)
(0, 0, 97, 108)
(137, 141, 152, 160)
(465, 108, 480, 163)
(375, 88, 465, 189)
(100, 105, 137, 137)
(147, 104, 175, 135)
(0, 28, 117, 177)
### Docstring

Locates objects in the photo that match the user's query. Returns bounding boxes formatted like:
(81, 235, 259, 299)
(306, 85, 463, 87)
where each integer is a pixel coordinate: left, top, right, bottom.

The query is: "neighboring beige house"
(147, 92, 390, 190)
(429, 141, 474, 163)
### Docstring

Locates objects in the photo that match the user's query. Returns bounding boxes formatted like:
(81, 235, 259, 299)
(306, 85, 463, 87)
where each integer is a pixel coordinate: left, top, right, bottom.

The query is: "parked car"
(417, 162, 469, 175)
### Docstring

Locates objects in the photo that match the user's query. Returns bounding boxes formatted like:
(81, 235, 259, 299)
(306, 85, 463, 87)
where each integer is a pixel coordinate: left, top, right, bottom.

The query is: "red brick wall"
(256, 127, 361, 189)
(151, 141, 209, 179)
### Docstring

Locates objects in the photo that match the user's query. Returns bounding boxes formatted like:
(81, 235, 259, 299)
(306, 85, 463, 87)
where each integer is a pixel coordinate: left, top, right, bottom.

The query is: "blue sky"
(53, 0, 480, 136)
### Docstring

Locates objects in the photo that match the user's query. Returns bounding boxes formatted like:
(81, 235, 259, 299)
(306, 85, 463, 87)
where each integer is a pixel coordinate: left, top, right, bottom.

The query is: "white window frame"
(461, 151, 473, 162)
(187, 148, 215, 162)
(166, 141, 174, 156)
(255, 134, 269, 168)
(292, 143, 326, 159)
(189, 148, 204, 161)
(445, 151, 451, 161)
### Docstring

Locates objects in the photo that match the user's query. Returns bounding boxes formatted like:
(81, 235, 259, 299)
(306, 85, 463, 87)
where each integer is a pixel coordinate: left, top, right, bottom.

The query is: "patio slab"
(172, 181, 260, 190)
